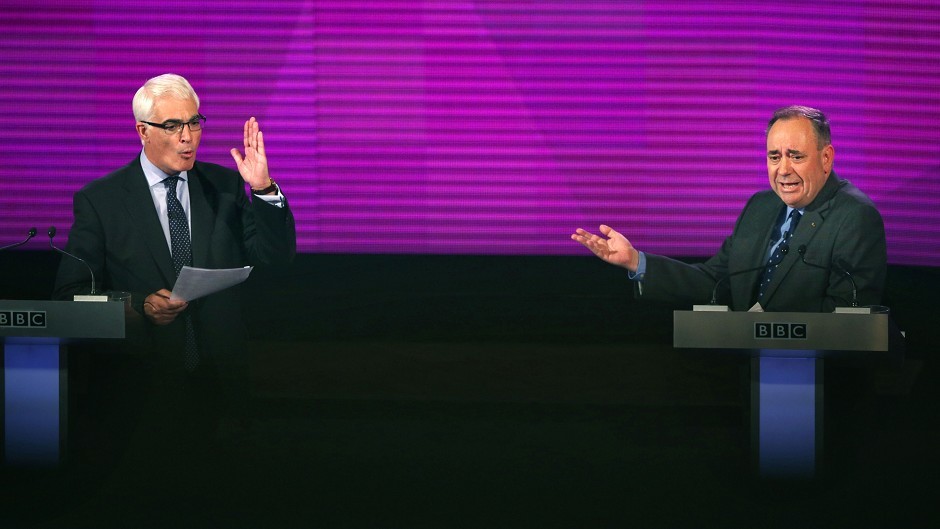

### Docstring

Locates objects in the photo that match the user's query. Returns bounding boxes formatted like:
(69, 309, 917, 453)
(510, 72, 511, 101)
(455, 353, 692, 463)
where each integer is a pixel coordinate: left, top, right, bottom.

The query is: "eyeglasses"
(140, 115, 206, 134)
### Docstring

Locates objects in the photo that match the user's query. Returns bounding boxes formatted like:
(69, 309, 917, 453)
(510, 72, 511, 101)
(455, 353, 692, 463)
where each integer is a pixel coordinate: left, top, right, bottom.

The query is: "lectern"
(1, 300, 124, 466)
(673, 309, 898, 479)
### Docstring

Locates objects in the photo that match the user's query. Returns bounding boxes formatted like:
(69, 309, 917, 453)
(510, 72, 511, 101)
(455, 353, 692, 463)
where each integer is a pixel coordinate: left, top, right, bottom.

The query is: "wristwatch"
(251, 181, 279, 195)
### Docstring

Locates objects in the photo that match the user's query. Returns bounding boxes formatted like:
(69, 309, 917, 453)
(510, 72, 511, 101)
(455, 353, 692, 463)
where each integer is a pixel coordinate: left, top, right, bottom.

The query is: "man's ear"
(822, 144, 835, 173)
(136, 122, 149, 145)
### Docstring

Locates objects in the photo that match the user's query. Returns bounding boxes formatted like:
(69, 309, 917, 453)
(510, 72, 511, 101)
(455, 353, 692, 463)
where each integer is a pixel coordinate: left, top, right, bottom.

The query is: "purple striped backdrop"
(1, 1, 938, 264)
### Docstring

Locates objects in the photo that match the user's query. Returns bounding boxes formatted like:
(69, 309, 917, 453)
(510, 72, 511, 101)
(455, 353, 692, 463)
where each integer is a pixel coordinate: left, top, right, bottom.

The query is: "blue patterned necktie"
(757, 210, 802, 303)
(164, 176, 199, 371)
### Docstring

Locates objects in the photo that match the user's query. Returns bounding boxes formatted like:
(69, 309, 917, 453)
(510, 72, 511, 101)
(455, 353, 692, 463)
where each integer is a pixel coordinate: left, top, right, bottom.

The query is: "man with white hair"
(54, 74, 295, 444)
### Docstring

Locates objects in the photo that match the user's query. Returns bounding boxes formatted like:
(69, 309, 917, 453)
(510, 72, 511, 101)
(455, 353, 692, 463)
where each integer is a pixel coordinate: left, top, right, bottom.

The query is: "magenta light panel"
(1, 1, 938, 265)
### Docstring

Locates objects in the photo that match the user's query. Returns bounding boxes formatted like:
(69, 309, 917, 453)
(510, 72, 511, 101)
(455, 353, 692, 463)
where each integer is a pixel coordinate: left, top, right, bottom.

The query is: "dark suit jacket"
(639, 172, 886, 312)
(53, 157, 296, 372)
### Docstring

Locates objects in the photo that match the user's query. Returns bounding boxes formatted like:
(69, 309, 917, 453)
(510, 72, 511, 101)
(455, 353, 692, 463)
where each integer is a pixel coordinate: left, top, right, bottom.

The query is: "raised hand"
(571, 224, 640, 271)
(230, 117, 272, 191)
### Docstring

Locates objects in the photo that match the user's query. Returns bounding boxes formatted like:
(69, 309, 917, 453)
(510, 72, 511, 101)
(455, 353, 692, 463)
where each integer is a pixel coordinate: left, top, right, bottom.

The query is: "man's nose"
(179, 125, 192, 142)
(778, 156, 791, 174)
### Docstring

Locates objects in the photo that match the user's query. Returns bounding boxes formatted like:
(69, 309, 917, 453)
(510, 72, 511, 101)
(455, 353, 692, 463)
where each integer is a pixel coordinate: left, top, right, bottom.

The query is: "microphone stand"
(797, 245, 859, 308)
(0, 228, 37, 251)
(48, 226, 104, 299)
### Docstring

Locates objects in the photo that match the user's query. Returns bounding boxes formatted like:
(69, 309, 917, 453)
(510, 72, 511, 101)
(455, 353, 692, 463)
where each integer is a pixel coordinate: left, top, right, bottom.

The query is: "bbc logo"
(0, 311, 47, 328)
(755, 322, 807, 340)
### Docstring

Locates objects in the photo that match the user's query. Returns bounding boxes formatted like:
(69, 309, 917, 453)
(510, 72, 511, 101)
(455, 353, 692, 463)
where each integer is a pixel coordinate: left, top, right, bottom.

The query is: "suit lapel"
(120, 158, 176, 286)
(732, 202, 783, 309)
(761, 215, 813, 305)
(761, 174, 842, 306)
(748, 205, 784, 268)
(187, 164, 214, 268)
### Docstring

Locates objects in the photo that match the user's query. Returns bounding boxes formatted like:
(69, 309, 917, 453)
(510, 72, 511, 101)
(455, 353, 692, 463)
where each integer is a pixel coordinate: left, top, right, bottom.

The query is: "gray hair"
(766, 105, 831, 149)
(132, 74, 200, 122)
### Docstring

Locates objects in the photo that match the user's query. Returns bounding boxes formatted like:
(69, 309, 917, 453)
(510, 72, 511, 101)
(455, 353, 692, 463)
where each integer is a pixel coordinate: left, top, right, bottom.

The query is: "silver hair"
(132, 74, 200, 122)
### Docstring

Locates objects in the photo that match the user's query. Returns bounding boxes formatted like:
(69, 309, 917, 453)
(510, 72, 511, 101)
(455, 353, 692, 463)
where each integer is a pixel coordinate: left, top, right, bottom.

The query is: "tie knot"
(163, 175, 181, 192)
(786, 210, 802, 237)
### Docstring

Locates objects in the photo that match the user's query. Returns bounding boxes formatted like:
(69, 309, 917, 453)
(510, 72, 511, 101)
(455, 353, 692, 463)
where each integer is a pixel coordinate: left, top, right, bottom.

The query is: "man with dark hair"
(572, 105, 886, 312)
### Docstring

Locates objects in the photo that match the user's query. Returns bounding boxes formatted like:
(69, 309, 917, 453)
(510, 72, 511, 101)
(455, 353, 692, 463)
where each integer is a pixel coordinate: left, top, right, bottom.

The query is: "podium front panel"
(673, 311, 889, 352)
(2, 300, 125, 466)
(1, 300, 124, 339)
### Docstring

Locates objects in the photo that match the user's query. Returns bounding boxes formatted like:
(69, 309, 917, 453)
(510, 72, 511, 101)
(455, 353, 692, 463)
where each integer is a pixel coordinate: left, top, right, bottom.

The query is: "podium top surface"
(673, 310, 891, 353)
(1, 300, 125, 339)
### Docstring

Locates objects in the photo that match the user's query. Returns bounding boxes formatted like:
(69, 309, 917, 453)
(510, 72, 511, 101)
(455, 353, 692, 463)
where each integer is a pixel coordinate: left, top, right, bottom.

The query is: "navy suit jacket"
(53, 157, 296, 370)
(639, 172, 886, 312)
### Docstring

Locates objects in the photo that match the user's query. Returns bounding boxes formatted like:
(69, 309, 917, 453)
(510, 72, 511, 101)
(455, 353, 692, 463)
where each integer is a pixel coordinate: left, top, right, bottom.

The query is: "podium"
(673, 309, 899, 479)
(1, 300, 124, 466)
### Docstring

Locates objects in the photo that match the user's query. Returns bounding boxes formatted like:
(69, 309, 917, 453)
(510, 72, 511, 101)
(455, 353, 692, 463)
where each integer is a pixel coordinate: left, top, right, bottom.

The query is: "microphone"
(708, 256, 776, 305)
(797, 245, 858, 307)
(0, 227, 37, 251)
(709, 244, 789, 305)
(48, 226, 99, 295)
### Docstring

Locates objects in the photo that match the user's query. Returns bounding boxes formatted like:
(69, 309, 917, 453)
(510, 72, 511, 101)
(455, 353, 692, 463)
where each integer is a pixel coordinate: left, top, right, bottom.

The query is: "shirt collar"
(140, 150, 189, 188)
(785, 205, 805, 218)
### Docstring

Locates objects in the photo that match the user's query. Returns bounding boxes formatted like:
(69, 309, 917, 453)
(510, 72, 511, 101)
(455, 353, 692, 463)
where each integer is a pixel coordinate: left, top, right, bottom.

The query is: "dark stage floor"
(2, 340, 938, 529)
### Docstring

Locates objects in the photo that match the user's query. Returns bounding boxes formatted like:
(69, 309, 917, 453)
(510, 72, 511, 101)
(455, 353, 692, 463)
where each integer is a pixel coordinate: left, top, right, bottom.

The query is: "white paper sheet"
(169, 266, 253, 302)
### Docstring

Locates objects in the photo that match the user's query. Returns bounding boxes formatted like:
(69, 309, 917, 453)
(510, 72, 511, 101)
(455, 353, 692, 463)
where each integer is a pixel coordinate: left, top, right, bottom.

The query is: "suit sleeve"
(824, 201, 886, 310)
(52, 190, 106, 300)
(638, 254, 721, 306)
(636, 195, 761, 308)
(242, 191, 296, 266)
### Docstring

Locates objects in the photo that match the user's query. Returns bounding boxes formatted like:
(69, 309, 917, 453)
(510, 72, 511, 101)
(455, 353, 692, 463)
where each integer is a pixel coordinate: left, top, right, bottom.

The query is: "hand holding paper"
(169, 266, 253, 302)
